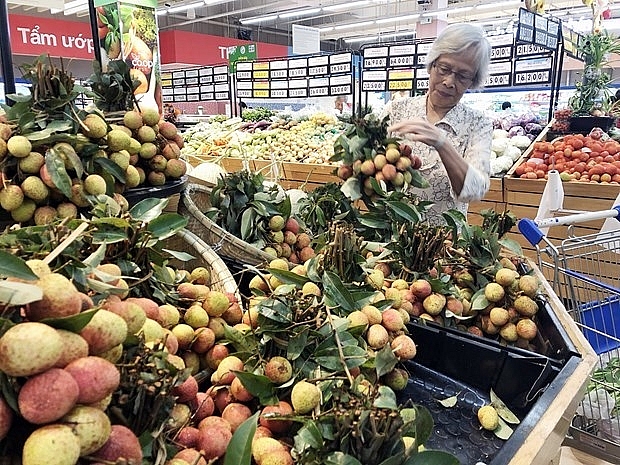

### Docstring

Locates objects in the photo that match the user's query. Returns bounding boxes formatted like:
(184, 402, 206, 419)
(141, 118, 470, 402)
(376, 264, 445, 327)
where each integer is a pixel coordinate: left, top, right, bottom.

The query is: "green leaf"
(147, 214, 188, 240)
(315, 345, 367, 371)
(0, 281, 43, 305)
(437, 394, 458, 408)
(233, 371, 278, 405)
(294, 421, 325, 451)
(268, 268, 310, 287)
(130, 198, 169, 222)
(223, 412, 259, 465)
(0, 251, 39, 281)
(386, 200, 420, 223)
(325, 452, 363, 465)
(0, 372, 18, 412)
(401, 406, 434, 444)
(409, 169, 430, 189)
(257, 298, 292, 323)
(240, 208, 257, 241)
(340, 177, 362, 201)
(471, 289, 489, 311)
(83, 243, 107, 268)
(42, 309, 98, 332)
(375, 344, 399, 378)
(493, 417, 514, 440)
(55, 143, 84, 178)
(287, 326, 309, 361)
(162, 249, 195, 262)
(491, 389, 520, 425)
(498, 238, 523, 257)
(405, 450, 459, 465)
(373, 385, 398, 409)
(95, 157, 126, 184)
(322, 271, 356, 312)
(45, 149, 73, 198)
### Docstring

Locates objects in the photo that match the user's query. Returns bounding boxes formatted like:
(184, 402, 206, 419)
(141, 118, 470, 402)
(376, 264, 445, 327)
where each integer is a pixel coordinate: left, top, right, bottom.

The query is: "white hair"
(425, 23, 491, 89)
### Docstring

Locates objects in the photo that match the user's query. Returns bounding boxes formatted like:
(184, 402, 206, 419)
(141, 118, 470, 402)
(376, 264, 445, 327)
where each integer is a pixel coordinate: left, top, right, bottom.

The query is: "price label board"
(233, 52, 353, 99)
(516, 7, 561, 52)
(563, 26, 584, 61)
(513, 56, 553, 85)
(161, 65, 231, 102)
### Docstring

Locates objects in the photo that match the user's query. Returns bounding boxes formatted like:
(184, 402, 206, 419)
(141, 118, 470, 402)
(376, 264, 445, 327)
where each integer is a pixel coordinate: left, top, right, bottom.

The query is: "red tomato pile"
(513, 133, 620, 183)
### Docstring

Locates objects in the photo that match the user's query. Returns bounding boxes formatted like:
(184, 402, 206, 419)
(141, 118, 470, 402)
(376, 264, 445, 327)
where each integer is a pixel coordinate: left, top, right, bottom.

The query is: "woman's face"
(428, 47, 477, 111)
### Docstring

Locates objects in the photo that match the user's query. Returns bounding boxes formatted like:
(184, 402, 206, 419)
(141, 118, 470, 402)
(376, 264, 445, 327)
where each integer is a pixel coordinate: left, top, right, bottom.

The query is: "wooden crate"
(282, 162, 340, 191)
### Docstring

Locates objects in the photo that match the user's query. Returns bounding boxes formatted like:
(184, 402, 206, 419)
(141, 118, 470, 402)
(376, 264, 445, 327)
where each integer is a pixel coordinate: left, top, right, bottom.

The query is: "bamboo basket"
(164, 228, 241, 301)
(179, 183, 273, 266)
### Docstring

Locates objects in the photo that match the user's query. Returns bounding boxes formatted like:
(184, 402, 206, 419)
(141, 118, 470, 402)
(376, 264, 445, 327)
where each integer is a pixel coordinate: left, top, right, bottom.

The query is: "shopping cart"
(519, 207, 620, 462)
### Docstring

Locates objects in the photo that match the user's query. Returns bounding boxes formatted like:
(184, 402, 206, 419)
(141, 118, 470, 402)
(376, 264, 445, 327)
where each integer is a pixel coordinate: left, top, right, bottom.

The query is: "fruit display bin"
(398, 263, 597, 465)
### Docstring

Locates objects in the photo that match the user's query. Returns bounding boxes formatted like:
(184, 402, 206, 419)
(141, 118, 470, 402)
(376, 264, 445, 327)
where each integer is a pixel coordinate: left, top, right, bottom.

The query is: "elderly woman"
(385, 23, 492, 225)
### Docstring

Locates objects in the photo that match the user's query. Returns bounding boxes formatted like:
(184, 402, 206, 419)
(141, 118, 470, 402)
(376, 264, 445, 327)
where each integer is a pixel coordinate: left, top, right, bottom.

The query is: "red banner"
(159, 30, 289, 66)
(9, 14, 95, 59)
(8, 14, 290, 65)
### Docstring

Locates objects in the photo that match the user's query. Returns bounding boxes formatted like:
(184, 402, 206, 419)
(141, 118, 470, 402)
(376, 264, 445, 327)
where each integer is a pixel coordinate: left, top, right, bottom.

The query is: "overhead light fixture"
(279, 8, 322, 19)
(168, 1, 204, 14)
(334, 21, 374, 31)
(381, 31, 415, 39)
(324, 1, 370, 12)
(345, 35, 378, 43)
(319, 26, 335, 33)
(447, 6, 472, 14)
(476, 1, 521, 10)
(240, 14, 279, 25)
(376, 14, 420, 25)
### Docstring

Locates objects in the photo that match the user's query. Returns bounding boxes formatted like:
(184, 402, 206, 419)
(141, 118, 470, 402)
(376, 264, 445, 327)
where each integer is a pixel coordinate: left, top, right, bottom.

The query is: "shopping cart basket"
(519, 207, 620, 461)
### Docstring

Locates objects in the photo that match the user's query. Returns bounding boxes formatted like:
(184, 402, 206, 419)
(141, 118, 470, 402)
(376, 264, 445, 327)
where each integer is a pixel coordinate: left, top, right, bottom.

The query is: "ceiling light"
(476, 1, 521, 10)
(324, 1, 370, 12)
(376, 14, 420, 25)
(64, 0, 86, 8)
(334, 21, 375, 31)
(279, 8, 322, 19)
(381, 31, 415, 39)
(240, 14, 279, 25)
(345, 35, 378, 43)
(319, 26, 335, 33)
(168, 1, 204, 14)
(447, 6, 472, 14)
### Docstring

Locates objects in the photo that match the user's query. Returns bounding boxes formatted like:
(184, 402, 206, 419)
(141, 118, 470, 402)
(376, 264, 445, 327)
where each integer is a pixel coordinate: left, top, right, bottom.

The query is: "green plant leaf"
(0, 281, 43, 305)
(471, 289, 489, 311)
(94, 156, 126, 183)
(498, 238, 523, 257)
(223, 412, 259, 465)
(315, 345, 367, 371)
(257, 298, 292, 323)
(491, 389, 520, 425)
(240, 208, 257, 241)
(405, 450, 459, 465)
(340, 177, 362, 201)
(493, 417, 514, 440)
(268, 268, 310, 287)
(401, 406, 434, 444)
(373, 385, 398, 409)
(42, 309, 98, 332)
(325, 452, 363, 465)
(437, 394, 458, 408)
(83, 242, 107, 268)
(287, 326, 309, 361)
(322, 271, 356, 312)
(45, 149, 73, 198)
(375, 344, 399, 378)
(409, 169, 430, 189)
(147, 214, 188, 240)
(0, 372, 18, 412)
(130, 198, 169, 221)
(294, 421, 324, 451)
(233, 371, 278, 405)
(386, 200, 420, 223)
(0, 251, 39, 281)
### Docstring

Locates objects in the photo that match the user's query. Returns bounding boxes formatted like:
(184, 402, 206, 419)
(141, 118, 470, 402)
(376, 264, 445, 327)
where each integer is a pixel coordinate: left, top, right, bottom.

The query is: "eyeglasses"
(432, 62, 475, 87)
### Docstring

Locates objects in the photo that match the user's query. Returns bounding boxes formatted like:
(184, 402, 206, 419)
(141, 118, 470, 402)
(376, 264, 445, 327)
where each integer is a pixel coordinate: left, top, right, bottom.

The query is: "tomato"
(514, 164, 526, 176)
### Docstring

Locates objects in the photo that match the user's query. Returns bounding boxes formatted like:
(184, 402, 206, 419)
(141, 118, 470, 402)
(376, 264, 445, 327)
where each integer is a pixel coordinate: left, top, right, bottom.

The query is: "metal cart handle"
(518, 206, 620, 247)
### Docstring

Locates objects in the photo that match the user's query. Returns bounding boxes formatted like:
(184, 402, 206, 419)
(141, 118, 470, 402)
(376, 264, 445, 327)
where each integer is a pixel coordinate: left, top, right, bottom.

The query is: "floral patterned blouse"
(385, 95, 493, 225)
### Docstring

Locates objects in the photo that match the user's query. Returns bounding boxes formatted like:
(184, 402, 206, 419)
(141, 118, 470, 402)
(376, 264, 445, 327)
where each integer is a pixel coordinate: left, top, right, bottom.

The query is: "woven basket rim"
(181, 183, 273, 265)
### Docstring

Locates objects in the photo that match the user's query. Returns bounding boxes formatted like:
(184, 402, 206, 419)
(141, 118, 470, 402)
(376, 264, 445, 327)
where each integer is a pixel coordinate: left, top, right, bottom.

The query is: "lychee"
(0, 185, 24, 211)
(291, 380, 321, 413)
(21, 175, 49, 202)
(7, 135, 32, 157)
(106, 129, 131, 152)
(83, 113, 108, 139)
(264, 356, 293, 384)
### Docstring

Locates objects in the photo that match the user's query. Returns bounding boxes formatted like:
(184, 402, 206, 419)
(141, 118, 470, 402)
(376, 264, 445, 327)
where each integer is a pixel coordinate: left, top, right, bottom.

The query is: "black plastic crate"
(397, 293, 583, 465)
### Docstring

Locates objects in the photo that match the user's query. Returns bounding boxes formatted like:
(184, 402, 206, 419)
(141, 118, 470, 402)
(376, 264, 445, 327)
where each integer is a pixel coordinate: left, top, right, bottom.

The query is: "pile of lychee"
(0, 107, 186, 225)
(262, 215, 316, 264)
(336, 142, 422, 196)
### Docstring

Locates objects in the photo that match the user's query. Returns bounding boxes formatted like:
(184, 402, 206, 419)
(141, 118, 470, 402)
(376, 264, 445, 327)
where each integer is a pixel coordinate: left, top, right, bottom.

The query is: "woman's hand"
(388, 118, 446, 150)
